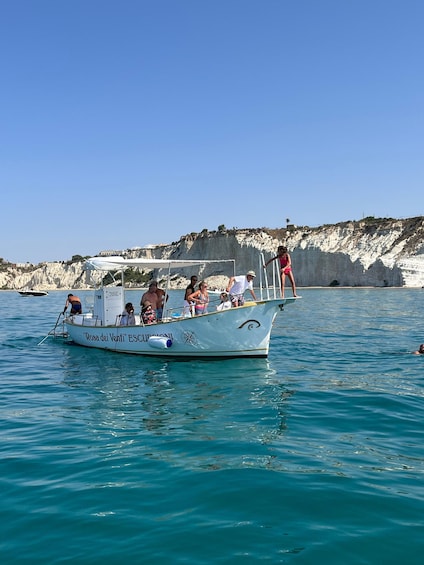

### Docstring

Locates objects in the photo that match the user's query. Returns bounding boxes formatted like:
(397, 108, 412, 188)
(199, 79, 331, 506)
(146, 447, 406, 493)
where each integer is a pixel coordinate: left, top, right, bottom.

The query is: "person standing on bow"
(264, 245, 298, 298)
(63, 293, 82, 315)
(187, 281, 209, 315)
(226, 271, 257, 307)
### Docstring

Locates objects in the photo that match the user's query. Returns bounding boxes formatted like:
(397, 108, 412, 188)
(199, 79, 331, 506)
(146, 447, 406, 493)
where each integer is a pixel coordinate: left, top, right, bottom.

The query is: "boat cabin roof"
(84, 256, 235, 272)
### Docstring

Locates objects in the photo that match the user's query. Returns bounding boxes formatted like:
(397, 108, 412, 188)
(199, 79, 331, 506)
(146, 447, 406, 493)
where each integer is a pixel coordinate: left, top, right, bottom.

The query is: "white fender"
(148, 336, 173, 349)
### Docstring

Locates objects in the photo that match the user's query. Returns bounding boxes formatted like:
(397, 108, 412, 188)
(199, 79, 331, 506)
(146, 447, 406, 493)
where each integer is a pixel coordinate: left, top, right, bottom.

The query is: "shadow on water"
(54, 339, 296, 471)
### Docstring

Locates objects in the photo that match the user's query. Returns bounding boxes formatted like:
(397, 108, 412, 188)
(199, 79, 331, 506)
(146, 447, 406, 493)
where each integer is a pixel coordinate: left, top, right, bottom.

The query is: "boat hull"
(64, 298, 293, 358)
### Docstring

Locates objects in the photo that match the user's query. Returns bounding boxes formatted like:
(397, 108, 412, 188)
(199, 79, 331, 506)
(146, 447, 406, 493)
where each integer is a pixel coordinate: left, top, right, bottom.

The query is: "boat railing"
(115, 314, 142, 326)
(258, 252, 281, 300)
(160, 291, 232, 321)
(70, 313, 103, 326)
(161, 304, 194, 322)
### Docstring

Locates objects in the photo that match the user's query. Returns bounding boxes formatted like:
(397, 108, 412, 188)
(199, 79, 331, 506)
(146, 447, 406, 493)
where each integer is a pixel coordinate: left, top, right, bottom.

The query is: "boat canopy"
(83, 256, 235, 272)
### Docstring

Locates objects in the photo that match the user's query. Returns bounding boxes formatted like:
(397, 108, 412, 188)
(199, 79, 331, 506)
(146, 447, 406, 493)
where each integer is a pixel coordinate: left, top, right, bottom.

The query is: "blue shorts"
(71, 302, 82, 314)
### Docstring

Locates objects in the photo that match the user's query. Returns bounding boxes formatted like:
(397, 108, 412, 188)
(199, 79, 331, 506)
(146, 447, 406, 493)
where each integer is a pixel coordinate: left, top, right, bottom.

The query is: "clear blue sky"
(1, 0, 423, 264)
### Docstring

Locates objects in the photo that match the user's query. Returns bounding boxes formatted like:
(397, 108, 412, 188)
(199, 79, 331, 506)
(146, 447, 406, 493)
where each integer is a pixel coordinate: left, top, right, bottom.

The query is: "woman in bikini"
(264, 245, 298, 298)
(187, 281, 209, 316)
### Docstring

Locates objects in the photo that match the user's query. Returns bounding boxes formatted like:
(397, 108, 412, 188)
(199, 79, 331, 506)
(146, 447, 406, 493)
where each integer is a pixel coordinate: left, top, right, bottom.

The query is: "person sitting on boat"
(188, 281, 209, 315)
(140, 281, 159, 314)
(63, 293, 82, 315)
(183, 275, 198, 316)
(413, 344, 424, 355)
(141, 300, 157, 325)
(226, 271, 257, 307)
(216, 292, 231, 311)
(120, 302, 136, 326)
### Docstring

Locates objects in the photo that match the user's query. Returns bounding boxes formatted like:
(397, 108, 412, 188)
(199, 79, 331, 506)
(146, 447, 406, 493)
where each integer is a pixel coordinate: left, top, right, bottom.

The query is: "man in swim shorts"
(63, 293, 82, 315)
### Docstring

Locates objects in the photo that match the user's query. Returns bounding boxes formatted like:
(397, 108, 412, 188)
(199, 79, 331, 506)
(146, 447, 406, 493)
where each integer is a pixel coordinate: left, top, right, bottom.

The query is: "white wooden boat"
(63, 255, 298, 358)
(18, 289, 49, 296)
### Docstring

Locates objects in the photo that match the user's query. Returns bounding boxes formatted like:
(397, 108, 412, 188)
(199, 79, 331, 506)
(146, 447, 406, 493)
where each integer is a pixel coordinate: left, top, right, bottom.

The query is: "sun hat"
(246, 270, 256, 277)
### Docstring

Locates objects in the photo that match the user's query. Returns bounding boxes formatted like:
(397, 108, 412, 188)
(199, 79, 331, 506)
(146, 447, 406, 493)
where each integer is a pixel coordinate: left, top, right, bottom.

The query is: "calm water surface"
(1, 289, 423, 564)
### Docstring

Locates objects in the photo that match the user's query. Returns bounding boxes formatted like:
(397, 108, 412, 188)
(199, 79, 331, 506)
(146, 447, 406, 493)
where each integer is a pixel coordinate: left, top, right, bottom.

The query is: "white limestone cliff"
(1, 217, 424, 290)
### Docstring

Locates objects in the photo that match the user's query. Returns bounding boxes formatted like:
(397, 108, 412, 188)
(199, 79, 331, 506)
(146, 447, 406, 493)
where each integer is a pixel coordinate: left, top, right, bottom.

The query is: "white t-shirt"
(120, 311, 135, 326)
(229, 275, 253, 296)
(217, 300, 232, 311)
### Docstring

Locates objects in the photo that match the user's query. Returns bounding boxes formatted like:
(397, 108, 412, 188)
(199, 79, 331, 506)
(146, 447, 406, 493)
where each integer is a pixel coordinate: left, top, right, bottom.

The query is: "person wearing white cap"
(226, 270, 257, 307)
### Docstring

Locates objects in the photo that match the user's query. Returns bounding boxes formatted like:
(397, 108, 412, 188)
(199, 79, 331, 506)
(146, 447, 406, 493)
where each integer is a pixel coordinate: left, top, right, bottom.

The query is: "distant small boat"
(18, 289, 49, 297)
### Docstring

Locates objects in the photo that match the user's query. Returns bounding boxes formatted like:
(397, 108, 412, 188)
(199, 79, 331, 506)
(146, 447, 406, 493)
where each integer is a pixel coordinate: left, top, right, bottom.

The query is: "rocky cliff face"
(0, 261, 88, 291)
(2, 217, 424, 290)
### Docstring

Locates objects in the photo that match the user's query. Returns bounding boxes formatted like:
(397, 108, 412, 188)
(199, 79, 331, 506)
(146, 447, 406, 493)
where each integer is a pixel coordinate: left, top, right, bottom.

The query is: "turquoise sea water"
(1, 288, 423, 564)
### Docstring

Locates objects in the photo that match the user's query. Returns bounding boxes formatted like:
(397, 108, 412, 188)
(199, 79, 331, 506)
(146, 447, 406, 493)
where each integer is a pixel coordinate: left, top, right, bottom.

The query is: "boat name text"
(83, 331, 173, 343)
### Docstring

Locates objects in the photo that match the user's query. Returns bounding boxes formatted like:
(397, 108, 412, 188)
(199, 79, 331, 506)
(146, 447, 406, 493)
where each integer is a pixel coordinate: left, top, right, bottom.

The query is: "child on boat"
(141, 301, 157, 325)
(216, 292, 231, 311)
(120, 302, 136, 326)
